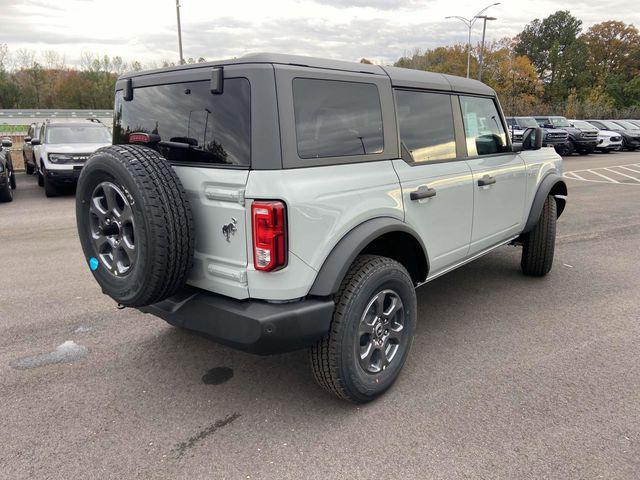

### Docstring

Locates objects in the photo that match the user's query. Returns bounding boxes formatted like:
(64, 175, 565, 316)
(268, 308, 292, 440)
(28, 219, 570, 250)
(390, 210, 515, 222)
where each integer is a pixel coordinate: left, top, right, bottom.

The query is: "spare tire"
(76, 145, 194, 307)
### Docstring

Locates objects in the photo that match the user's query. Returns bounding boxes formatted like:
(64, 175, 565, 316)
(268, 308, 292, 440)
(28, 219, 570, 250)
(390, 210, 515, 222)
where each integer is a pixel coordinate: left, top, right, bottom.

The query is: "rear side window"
(293, 78, 383, 159)
(460, 96, 508, 156)
(113, 78, 251, 167)
(395, 90, 456, 163)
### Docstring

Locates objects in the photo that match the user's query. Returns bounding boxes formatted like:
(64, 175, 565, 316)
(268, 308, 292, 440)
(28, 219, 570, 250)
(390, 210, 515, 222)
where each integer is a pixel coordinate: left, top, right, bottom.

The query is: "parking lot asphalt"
(1, 152, 639, 479)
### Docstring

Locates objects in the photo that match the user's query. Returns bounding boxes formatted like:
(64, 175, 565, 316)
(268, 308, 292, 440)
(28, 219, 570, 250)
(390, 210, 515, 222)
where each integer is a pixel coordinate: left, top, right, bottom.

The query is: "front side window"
(460, 96, 508, 156)
(293, 78, 383, 159)
(46, 125, 111, 144)
(114, 78, 251, 167)
(395, 90, 456, 163)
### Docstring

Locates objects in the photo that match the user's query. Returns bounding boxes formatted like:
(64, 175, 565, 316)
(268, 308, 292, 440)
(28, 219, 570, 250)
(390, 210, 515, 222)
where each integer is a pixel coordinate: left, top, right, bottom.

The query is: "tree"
(514, 11, 584, 101)
(583, 21, 640, 83)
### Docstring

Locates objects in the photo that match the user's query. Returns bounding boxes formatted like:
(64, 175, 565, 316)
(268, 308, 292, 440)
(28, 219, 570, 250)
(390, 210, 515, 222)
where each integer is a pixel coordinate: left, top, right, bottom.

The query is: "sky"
(1, 0, 639, 67)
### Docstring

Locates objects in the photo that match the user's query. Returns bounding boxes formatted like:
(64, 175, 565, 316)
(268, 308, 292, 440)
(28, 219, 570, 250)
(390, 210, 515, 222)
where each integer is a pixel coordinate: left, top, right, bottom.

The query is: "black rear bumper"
(138, 287, 334, 355)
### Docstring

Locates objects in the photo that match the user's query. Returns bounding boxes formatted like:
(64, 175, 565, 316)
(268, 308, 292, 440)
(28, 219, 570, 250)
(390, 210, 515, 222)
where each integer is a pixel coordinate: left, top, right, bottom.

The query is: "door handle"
(410, 185, 436, 200)
(477, 175, 496, 187)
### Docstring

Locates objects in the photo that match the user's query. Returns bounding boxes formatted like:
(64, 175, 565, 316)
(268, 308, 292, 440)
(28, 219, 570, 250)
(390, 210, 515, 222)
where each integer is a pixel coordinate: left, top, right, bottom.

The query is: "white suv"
(75, 54, 568, 402)
(32, 120, 111, 197)
(569, 119, 622, 152)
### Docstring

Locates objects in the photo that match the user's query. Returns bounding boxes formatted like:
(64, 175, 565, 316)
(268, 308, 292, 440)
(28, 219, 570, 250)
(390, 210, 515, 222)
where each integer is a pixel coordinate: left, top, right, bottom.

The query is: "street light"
(477, 15, 497, 81)
(445, 2, 500, 79)
(176, 0, 185, 65)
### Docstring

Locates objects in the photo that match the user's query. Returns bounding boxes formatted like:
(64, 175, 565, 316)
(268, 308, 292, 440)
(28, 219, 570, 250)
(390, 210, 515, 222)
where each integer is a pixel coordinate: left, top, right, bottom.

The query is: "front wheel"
(521, 195, 557, 276)
(309, 255, 417, 403)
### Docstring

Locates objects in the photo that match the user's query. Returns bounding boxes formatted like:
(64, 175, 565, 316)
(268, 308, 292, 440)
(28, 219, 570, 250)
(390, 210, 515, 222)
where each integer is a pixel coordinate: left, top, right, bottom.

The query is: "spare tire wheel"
(76, 145, 195, 307)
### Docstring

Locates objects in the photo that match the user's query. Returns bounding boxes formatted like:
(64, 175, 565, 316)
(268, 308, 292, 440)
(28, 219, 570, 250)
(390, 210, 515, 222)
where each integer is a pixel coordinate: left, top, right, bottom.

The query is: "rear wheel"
(76, 145, 195, 307)
(309, 255, 417, 403)
(521, 195, 557, 277)
(25, 163, 35, 175)
(0, 177, 12, 202)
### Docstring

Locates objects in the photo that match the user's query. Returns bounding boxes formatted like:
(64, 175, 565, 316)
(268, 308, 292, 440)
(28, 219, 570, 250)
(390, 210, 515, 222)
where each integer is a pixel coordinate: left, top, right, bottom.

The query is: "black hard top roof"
(120, 52, 495, 97)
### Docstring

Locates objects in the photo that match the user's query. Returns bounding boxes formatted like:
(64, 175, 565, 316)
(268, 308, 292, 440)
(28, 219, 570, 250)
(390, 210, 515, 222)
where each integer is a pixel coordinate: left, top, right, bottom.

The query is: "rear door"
(459, 95, 526, 254)
(113, 64, 280, 299)
(393, 89, 473, 275)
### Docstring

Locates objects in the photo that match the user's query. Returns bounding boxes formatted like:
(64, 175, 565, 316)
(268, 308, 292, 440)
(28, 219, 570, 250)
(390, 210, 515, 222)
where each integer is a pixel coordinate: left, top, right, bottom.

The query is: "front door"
(458, 95, 526, 254)
(393, 90, 473, 275)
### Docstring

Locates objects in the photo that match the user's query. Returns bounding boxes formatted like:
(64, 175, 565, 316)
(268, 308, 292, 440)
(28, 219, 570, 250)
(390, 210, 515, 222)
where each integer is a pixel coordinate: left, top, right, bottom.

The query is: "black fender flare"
(522, 173, 567, 234)
(308, 217, 429, 297)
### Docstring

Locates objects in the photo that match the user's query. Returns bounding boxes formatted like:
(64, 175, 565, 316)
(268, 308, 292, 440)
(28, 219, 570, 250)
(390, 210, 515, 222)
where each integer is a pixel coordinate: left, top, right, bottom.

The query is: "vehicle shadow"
(119, 246, 533, 414)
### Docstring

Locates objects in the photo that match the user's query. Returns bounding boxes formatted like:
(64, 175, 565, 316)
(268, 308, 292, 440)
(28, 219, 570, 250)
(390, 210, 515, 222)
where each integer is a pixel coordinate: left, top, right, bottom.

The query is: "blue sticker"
(89, 257, 99, 271)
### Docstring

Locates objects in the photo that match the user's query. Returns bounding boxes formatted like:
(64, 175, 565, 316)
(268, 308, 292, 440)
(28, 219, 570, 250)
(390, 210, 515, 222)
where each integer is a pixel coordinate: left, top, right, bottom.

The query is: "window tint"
(460, 96, 508, 156)
(114, 78, 251, 167)
(293, 78, 383, 159)
(395, 90, 456, 163)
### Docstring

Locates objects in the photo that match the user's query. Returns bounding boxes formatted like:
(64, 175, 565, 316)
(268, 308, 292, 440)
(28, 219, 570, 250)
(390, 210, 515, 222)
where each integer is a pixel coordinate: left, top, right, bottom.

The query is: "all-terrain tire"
(0, 178, 12, 202)
(521, 195, 557, 276)
(310, 255, 417, 403)
(37, 168, 44, 187)
(76, 144, 195, 307)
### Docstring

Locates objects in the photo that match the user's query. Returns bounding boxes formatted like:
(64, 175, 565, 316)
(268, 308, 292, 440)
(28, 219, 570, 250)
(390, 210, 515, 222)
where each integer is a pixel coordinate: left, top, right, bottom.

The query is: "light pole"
(477, 15, 496, 81)
(446, 2, 500, 79)
(176, 0, 185, 65)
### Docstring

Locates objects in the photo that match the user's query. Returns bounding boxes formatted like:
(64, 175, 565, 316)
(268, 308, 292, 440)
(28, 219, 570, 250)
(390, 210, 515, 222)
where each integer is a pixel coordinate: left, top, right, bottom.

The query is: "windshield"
(601, 120, 623, 130)
(46, 125, 110, 144)
(516, 117, 539, 128)
(572, 120, 593, 130)
(613, 120, 638, 130)
(550, 117, 571, 128)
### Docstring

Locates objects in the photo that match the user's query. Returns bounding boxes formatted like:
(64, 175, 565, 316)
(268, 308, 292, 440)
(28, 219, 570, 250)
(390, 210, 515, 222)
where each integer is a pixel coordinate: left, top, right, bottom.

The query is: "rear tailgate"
(174, 166, 250, 299)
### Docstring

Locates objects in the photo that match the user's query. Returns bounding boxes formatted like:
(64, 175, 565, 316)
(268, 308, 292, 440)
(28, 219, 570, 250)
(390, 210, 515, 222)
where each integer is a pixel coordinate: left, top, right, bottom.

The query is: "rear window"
(113, 78, 251, 167)
(292, 78, 383, 159)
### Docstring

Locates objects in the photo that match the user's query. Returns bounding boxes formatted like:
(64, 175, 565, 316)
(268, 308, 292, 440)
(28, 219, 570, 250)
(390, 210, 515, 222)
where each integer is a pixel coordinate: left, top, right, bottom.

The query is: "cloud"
(306, 0, 432, 9)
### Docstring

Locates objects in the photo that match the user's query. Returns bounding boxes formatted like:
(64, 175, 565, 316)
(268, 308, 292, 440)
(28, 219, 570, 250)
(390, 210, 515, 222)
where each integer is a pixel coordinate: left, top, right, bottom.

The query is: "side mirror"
(1, 139, 12, 148)
(24, 136, 32, 143)
(544, 123, 554, 129)
(521, 127, 543, 151)
(30, 138, 41, 146)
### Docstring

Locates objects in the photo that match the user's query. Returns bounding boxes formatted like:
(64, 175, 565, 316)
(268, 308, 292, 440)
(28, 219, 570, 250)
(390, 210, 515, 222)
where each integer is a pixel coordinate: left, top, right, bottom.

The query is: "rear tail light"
(251, 201, 287, 271)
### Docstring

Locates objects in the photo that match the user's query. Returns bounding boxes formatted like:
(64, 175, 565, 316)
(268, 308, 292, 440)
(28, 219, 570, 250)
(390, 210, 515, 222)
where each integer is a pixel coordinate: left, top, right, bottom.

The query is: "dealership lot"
(1, 152, 639, 479)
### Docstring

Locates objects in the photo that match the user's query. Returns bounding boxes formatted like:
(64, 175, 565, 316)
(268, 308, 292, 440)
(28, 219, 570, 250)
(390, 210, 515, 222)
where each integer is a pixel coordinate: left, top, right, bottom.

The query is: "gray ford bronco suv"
(76, 53, 567, 403)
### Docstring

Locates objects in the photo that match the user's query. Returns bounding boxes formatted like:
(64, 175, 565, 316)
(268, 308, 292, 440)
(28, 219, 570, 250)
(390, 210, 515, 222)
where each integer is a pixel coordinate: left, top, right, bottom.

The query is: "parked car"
(535, 116, 598, 155)
(623, 119, 640, 129)
(75, 53, 567, 403)
(22, 122, 41, 175)
(31, 119, 111, 197)
(585, 120, 640, 151)
(506, 116, 569, 154)
(0, 138, 16, 202)
(569, 119, 622, 153)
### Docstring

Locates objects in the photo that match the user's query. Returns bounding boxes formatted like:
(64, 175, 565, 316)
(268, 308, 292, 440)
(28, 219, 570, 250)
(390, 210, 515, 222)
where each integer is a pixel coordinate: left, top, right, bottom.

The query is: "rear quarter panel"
(245, 161, 403, 300)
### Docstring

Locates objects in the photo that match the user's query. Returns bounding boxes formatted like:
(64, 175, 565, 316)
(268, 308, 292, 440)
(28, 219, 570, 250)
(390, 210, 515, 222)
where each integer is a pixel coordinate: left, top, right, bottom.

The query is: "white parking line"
(618, 165, 640, 174)
(604, 167, 640, 182)
(563, 163, 640, 185)
(589, 170, 620, 183)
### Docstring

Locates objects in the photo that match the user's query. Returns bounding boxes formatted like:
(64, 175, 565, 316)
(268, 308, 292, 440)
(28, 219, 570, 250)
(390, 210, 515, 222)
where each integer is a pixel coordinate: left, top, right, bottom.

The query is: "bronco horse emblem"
(222, 218, 238, 242)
